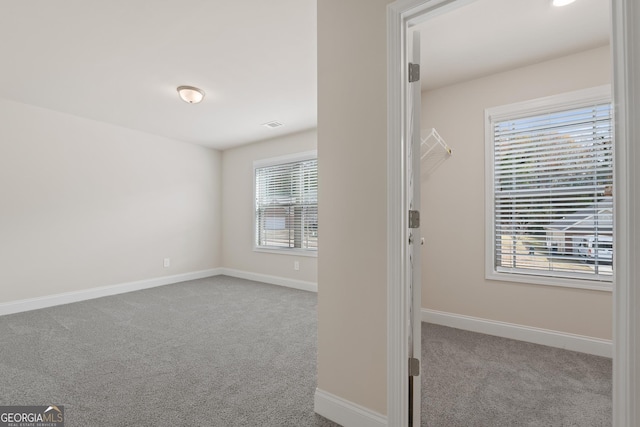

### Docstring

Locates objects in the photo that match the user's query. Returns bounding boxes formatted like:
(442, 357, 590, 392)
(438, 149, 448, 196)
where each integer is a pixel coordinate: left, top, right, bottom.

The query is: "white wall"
(317, 0, 392, 417)
(421, 46, 613, 339)
(221, 130, 317, 283)
(0, 98, 222, 303)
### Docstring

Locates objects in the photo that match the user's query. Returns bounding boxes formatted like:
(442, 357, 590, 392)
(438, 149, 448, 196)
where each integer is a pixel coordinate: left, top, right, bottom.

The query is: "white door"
(407, 30, 422, 426)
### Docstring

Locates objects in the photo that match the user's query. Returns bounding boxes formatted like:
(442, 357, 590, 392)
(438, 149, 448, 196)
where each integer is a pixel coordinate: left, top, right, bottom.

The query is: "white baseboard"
(219, 268, 317, 293)
(422, 309, 612, 358)
(314, 388, 386, 427)
(0, 268, 222, 316)
(0, 268, 315, 317)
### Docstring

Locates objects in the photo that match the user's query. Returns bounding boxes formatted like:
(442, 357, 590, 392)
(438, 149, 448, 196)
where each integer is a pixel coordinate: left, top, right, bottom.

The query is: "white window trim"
(253, 150, 318, 257)
(484, 85, 612, 291)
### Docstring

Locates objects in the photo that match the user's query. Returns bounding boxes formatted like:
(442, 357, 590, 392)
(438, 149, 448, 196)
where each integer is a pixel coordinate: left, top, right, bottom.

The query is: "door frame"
(386, 0, 640, 426)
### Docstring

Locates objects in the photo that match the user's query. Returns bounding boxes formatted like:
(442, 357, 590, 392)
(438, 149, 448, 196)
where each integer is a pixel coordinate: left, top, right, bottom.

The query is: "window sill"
(486, 270, 613, 292)
(253, 247, 318, 258)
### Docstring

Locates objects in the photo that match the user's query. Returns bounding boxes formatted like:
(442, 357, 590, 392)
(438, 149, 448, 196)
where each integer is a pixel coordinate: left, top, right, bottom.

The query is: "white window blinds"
(490, 99, 613, 283)
(255, 157, 318, 252)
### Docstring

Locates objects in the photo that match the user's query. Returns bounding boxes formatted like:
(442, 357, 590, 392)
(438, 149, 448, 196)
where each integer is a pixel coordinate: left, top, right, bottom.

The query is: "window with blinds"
(254, 153, 317, 253)
(486, 87, 613, 287)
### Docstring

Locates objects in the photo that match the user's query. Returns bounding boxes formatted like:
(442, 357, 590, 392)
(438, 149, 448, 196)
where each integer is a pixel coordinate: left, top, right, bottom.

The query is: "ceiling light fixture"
(552, 0, 576, 6)
(177, 85, 205, 104)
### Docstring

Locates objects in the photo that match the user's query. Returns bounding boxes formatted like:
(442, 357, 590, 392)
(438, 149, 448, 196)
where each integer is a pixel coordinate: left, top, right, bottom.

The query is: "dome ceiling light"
(177, 85, 205, 104)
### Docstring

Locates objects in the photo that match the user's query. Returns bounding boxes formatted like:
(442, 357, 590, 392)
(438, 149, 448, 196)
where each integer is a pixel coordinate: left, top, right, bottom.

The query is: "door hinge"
(409, 357, 420, 377)
(409, 210, 420, 228)
(408, 63, 420, 83)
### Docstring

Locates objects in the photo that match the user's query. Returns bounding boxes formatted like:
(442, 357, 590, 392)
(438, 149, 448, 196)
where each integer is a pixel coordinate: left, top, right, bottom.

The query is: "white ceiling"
(413, 0, 610, 91)
(0, 1, 317, 150)
(0, 1, 609, 150)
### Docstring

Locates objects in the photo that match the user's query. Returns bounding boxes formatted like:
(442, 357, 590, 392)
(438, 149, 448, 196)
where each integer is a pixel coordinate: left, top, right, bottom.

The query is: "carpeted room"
(413, 0, 615, 424)
(0, 1, 325, 425)
(3, 0, 640, 427)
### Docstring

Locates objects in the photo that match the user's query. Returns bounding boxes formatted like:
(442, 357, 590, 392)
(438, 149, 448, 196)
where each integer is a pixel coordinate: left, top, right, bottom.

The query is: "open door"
(407, 30, 422, 426)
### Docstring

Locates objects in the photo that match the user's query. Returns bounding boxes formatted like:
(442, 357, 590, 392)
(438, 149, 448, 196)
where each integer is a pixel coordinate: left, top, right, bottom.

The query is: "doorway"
(387, 0, 639, 426)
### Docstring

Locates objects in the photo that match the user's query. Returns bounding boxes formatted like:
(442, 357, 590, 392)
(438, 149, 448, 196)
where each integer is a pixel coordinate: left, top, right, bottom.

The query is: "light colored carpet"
(0, 276, 612, 426)
(421, 323, 612, 426)
(0, 276, 339, 427)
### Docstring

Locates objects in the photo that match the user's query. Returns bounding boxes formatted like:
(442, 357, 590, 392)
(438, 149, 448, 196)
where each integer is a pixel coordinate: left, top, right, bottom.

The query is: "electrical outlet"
(163, 258, 170, 268)
(294, 261, 300, 271)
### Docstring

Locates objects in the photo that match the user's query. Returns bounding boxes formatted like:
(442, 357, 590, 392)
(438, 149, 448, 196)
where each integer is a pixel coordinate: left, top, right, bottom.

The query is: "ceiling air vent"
(262, 121, 284, 129)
